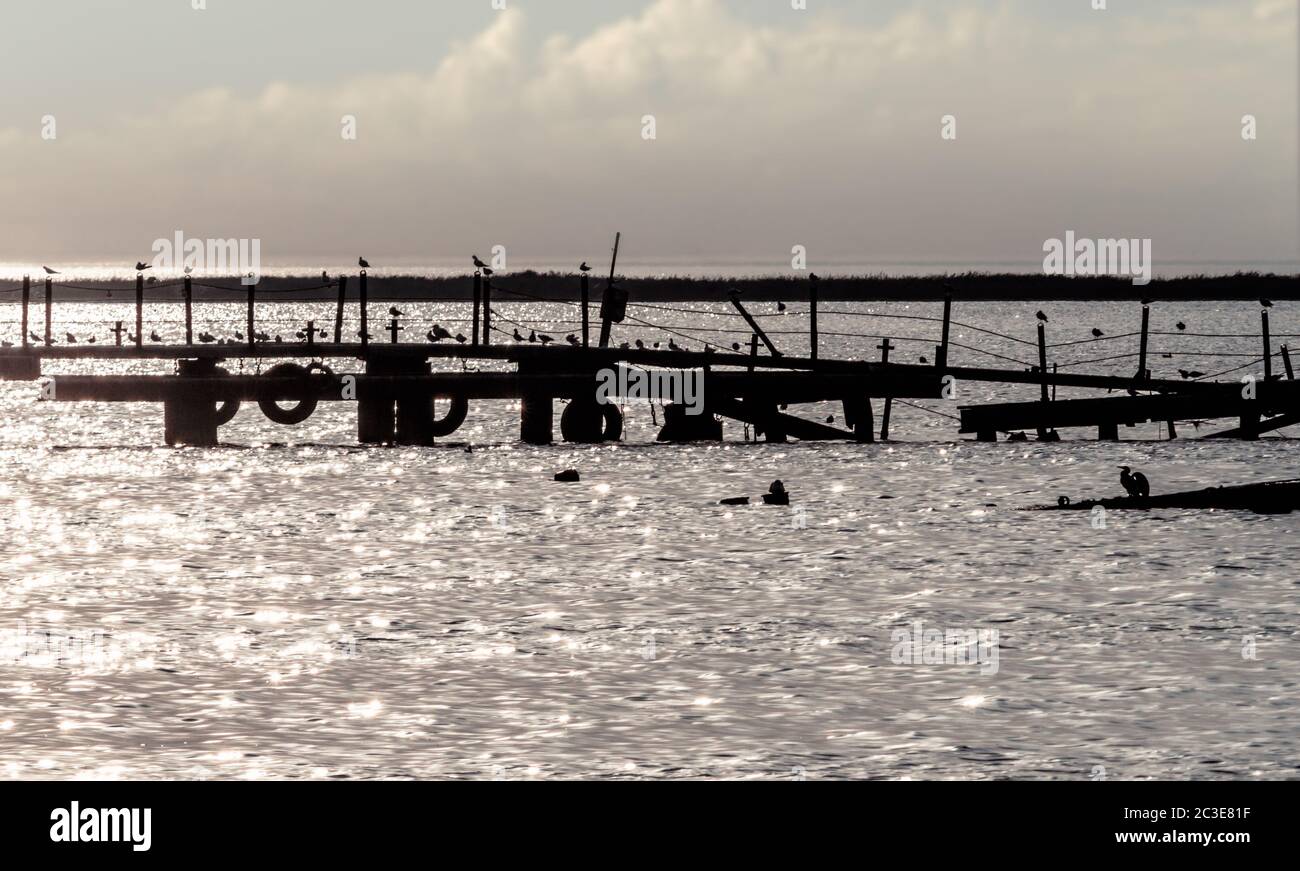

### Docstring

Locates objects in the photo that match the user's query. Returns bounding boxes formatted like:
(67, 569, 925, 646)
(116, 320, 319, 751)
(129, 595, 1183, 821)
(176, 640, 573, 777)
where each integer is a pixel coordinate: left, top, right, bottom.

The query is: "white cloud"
(2, 0, 1295, 264)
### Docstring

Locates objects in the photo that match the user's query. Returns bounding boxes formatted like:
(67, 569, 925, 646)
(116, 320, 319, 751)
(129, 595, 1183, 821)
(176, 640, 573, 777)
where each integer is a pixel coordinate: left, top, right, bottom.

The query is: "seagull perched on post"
(1036, 310, 1049, 323)
(579, 262, 592, 273)
(1261, 299, 1274, 308)
(388, 306, 404, 317)
(472, 255, 493, 276)
(1176, 322, 1186, 331)
(135, 261, 151, 272)
(1091, 328, 1104, 338)
(358, 257, 371, 270)
(43, 266, 59, 275)
(1119, 466, 1150, 499)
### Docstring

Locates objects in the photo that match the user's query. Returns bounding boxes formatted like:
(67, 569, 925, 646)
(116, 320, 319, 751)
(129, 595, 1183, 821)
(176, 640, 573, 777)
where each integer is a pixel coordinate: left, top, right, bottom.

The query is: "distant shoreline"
(5, 272, 1297, 303)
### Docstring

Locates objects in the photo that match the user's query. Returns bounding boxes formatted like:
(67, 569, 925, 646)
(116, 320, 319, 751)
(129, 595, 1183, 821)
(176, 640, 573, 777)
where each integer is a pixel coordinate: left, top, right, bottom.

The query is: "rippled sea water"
(1, 299, 1297, 780)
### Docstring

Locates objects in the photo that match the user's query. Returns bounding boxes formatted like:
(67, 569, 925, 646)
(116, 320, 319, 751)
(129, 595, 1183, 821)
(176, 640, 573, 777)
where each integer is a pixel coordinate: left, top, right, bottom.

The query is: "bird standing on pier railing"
(472, 255, 493, 276)
(1120, 466, 1150, 499)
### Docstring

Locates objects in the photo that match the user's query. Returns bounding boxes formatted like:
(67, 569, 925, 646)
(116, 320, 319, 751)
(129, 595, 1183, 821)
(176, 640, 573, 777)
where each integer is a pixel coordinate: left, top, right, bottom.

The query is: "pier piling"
(580, 273, 590, 348)
(45, 277, 53, 346)
(1263, 310, 1272, 382)
(472, 272, 482, 346)
(333, 276, 346, 344)
(359, 271, 369, 348)
(134, 274, 143, 348)
(184, 276, 193, 344)
(21, 276, 30, 348)
(809, 273, 819, 360)
(1137, 305, 1150, 382)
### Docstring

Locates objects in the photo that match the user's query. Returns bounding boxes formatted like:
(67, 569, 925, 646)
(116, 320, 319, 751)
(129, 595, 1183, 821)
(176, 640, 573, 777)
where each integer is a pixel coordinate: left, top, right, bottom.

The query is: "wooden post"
(334, 276, 347, 344)
(184, 276, 193, 344)
(597, 232, 623, 349)
(937, 290, 952, 369)
(747, 334, 759, 372)
(878, 338, 895, 441)
(1037, 323, 1049, 403)
(472, 272, 482, 346)
(112, 321, 125, 346)
(20, 276, 29, 348)
(134, 273, 143, 348)
(306, 320, 316, 349)
(580, 273, 590, 348)
(359, 271, 369, 348)
(387, 318, 402, 344)
(1282, 345, 1295, 381)
(246, 281, 255, 348)
(809, 274, 819, 360)
(44, 277, 54, 346)
(1137, 305, 1150, 382)
(1262, 309, 1272, 382)
(481, 276, 491, 345)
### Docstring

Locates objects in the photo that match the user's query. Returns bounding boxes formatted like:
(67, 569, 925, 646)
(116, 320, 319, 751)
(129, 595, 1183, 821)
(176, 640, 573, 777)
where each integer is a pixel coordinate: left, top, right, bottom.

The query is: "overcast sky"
(0, 0, 1294, 269)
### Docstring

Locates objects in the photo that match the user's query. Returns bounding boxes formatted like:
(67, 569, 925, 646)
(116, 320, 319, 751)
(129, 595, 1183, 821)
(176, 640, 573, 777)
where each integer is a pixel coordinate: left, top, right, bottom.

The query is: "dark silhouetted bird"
(29, 331, 41, 343)
(455, 333, 468, 343)
(732, 342, 741, 351)
(1176, 322, 1186, 331)
(635, 339, 645, 349)
(1091, 328, 1104, 338)
(64, 332, 76, 343)
(619, 341, 630, 350)
(472, 255, 493, 276)
(234, 331, 244, 341)
(668, 338, 680, 351)
(777, 301, 787, 312)
(1141, 297, 1153, 306)
(919, 355, 929, 364)
(513, 328, 525, 342)
(579, 262, 592, 273)
(389, 306, 404, 317)
(358, 257, 371, 269)
(1036, 310, 1048, 323)
(528, 330, 537, 343)
(43, 266, 59, 275)
(565, 334, 580, 346)
(135, 261, 151, 271)
(810, 273, 820, 282)
(150, 330, 162, 342)
(1178, 369, 1206, 379)
(199, 331, 216, 343)
(1119, 466, 1150, 499)
(1261, 299, 1273, 308)
(538, 333, 554, 346)
(357, 330, 373, 341)
(184, 265, 194, 275)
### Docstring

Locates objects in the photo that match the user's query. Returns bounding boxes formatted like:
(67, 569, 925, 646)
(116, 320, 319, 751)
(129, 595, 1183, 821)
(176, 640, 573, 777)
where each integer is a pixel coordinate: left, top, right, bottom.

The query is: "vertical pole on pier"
(747, 334, 759, 372)
(482, 276, 492, 345)
(184, 276, 193, 344)
(1037, 323, 1049, 404)
(113, 321, 124, 347)
(359, 271, 369, 348)
(598, 233, 622, 349)
(20, 276, 30, 348)
(878, 338, 894, 441)
(580, 273, 590, 348)
(809, 274, 819, 361)
(1137, 305, 1150, 382)
(306, 320, 316, 349)
(246, 282, 255, 348)
(1262, 309, 1272, 382)
(937, 290, 952, 369)
(1282, 344, 1295, 381)
(134, 274, 144, 348)
(44, 277, 54, 346)
(333, 276, 347, 344)
(472, 273, 482, 346)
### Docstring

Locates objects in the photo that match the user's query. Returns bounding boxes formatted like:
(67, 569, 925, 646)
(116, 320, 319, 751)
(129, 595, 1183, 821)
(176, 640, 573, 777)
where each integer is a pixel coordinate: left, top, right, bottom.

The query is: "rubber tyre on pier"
(213, 366, 240, 425)
(429, 395, 470, 438)
(560, 398, 623, 443)
(258, 362, 320, 425)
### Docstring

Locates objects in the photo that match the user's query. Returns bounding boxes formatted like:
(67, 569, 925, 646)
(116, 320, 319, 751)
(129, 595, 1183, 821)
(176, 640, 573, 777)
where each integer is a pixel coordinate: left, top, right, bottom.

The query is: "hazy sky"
(0, 0, 1294, 268)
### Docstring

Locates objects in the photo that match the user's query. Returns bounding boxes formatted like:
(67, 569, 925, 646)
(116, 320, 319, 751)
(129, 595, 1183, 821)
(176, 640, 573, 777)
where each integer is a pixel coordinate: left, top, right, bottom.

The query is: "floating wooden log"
(1026, 479, 1300, 514)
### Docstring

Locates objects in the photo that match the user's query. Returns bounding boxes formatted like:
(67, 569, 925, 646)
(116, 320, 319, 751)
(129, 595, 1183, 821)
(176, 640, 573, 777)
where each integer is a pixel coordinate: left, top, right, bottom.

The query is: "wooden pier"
(2, 255, 1296, 446)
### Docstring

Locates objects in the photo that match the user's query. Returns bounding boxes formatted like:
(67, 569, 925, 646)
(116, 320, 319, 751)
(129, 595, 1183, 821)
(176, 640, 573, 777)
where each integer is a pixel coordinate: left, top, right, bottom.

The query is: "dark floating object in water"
(762, 480, 790, 506)
(1007, 431, 1029, 442)
(554, 469, 580, 482)
(1027, 479, 1300, 515)
(719, 496, 749, 506)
